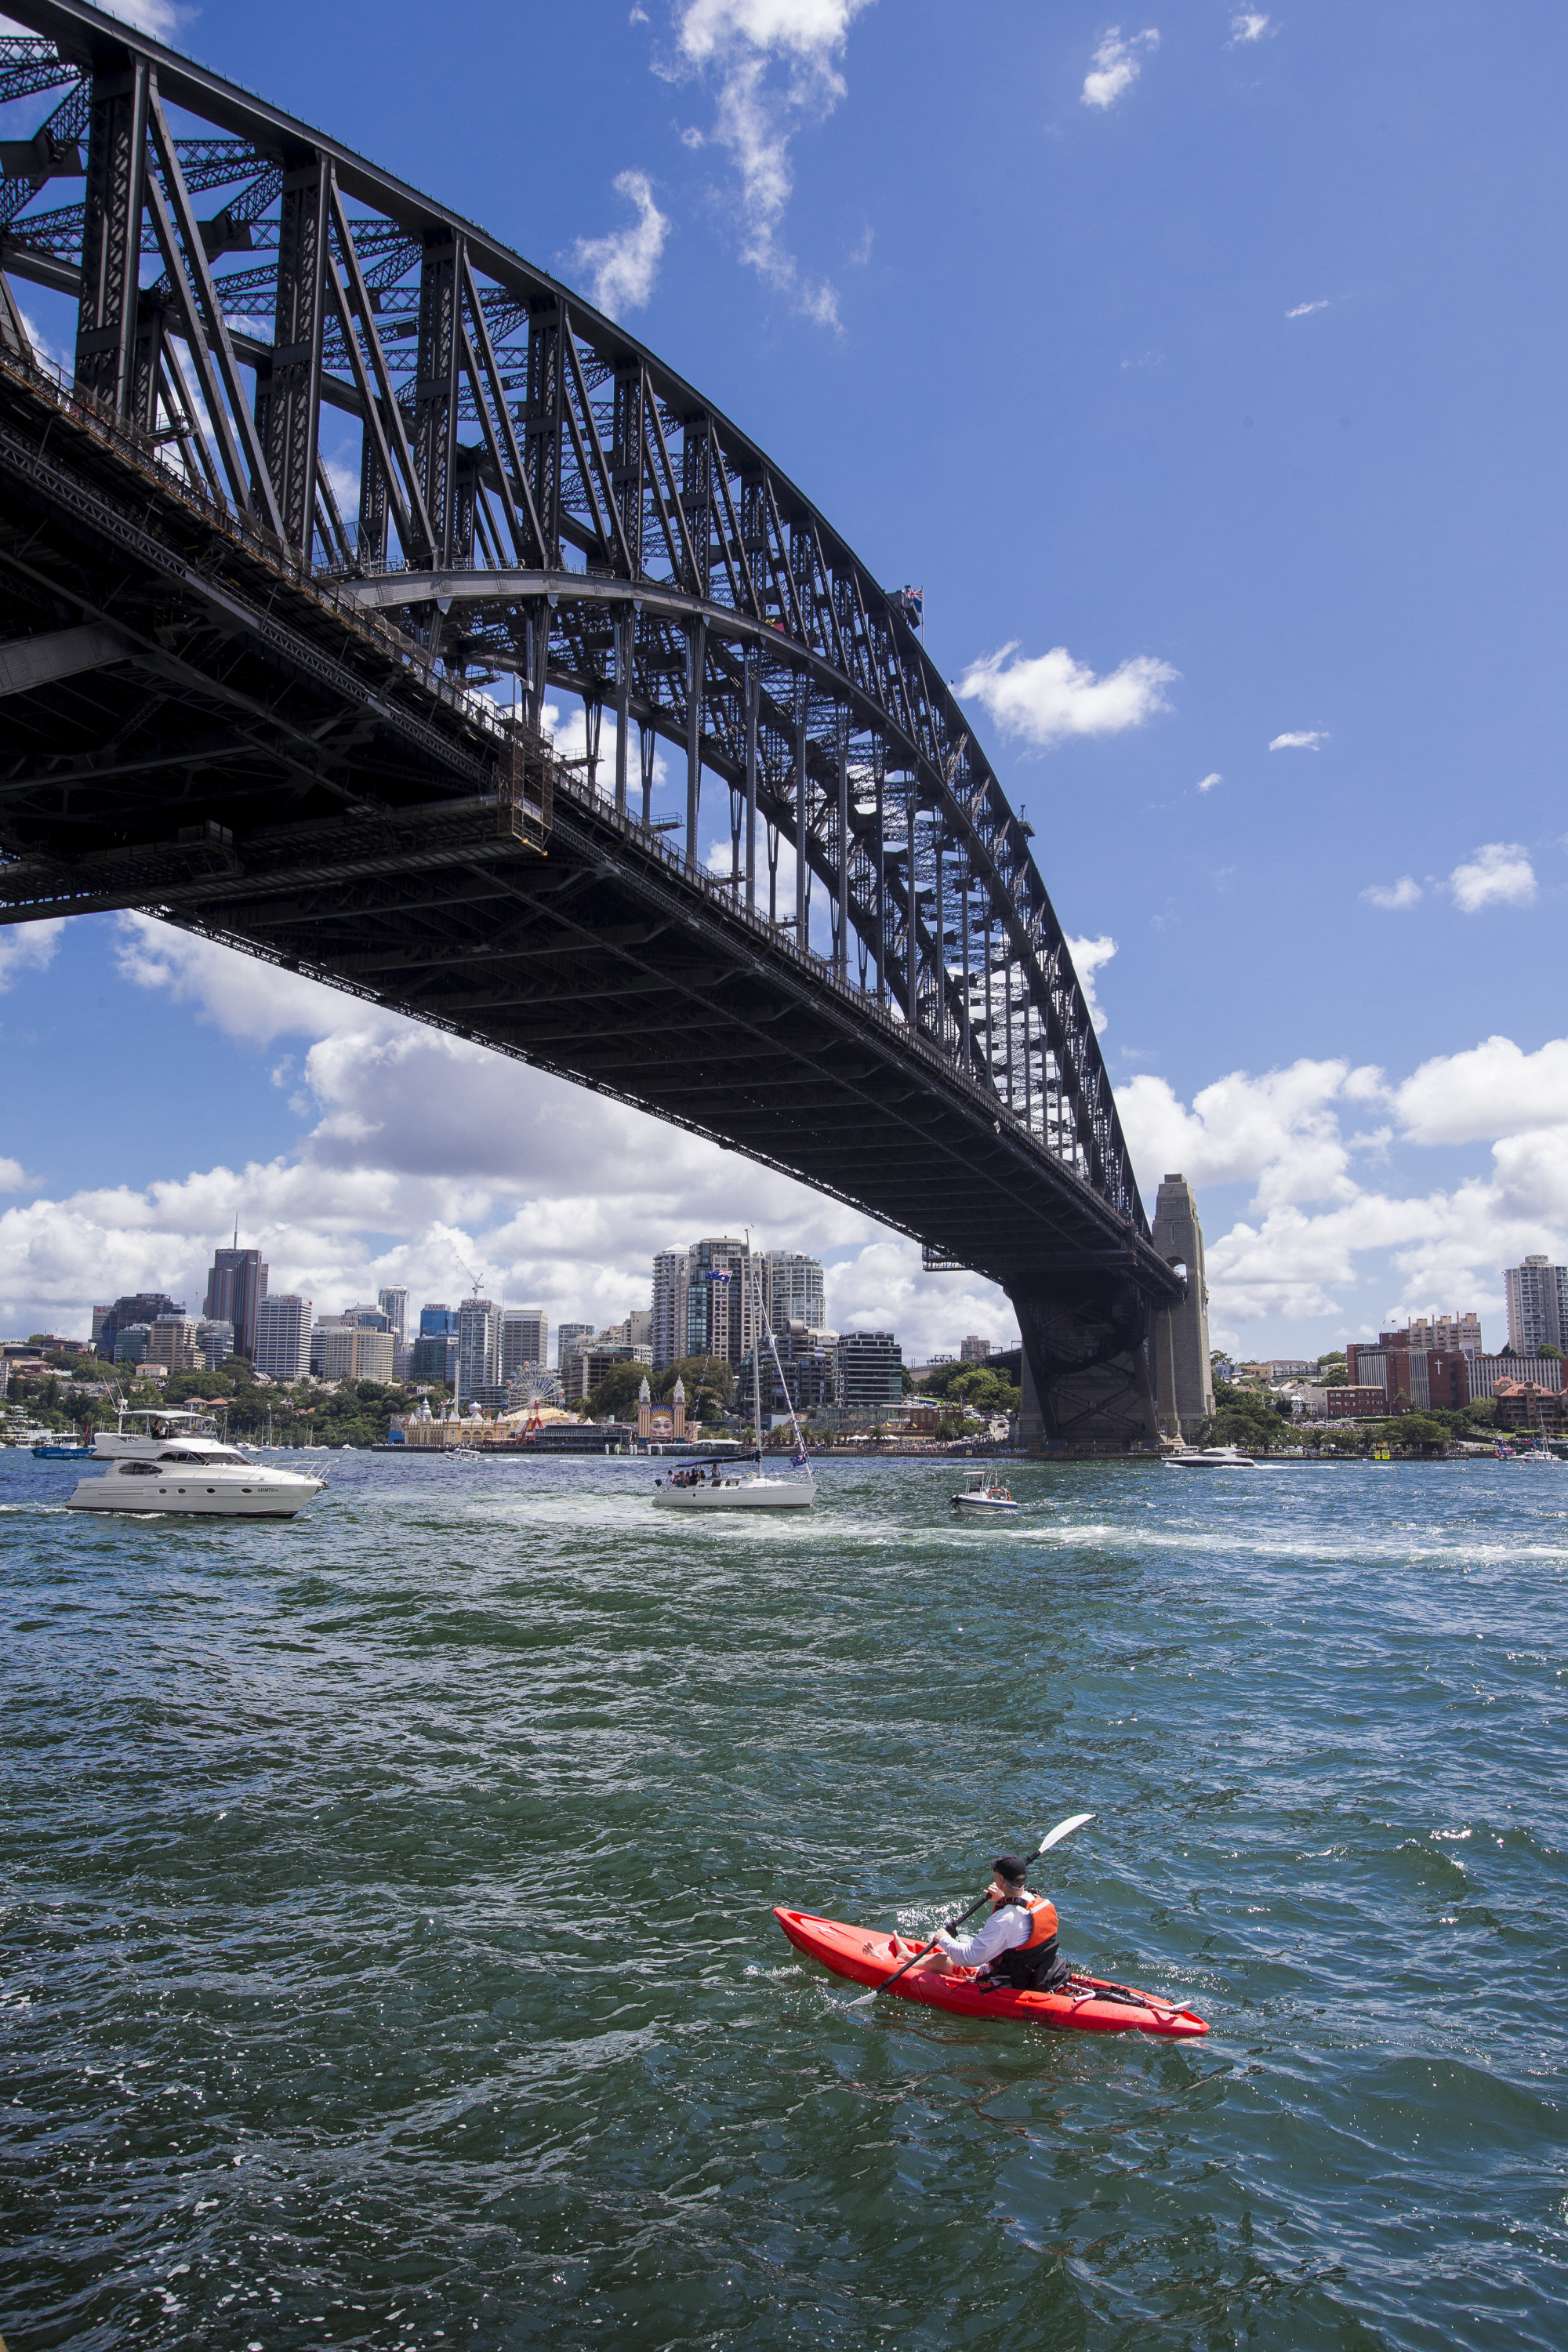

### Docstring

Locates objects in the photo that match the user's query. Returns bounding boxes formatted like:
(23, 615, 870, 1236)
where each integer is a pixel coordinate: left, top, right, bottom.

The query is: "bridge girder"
(0, 0, 1182, 1443)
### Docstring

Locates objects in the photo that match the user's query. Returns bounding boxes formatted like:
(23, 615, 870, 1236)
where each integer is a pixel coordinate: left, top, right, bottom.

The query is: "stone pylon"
(637, 1374, 652, 1442)
(1149, 1174, 1214, 1442)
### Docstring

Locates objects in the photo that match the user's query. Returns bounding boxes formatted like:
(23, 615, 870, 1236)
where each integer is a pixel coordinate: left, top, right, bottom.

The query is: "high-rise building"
(147, 1314, 201, 1373)
(419, 1303, 460, 1338)
(409, 1332, 459, 1385)
(341, 1304, 393, 1332)
(196, 1319, 235, 1370)
(739, 1320, 837, 1422)
(1504, 1258, 1568, 1356)
(836, 1331, 903, 1412)
(557, 1321, 594, 1371)
(764, 1251, 825, 1333)
(312, 1323, 394, 1383)
(456, 1298, 498, 1408)
(254, 1294, 312, 1383)
(499, 1307, 549, 1383)
(114, 1323, 154, 1364)
(96, 1293, 186, 1362)
(377, 1287, 409, 1343)
(960, 1335, 993, 1363)
(687, 1238, 753, 1367)
(651, 1254, 684, 1370)
(204, 1245, 268, 1359)
(1405, 1312, 1483, 1356)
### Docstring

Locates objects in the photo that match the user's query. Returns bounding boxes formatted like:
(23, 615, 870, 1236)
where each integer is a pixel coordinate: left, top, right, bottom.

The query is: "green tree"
(656, 1357, 735, 1411)
(1200, 1381, 1298, 1453)
(583, 1362, 652, 1421)
(1365, 1414, 1449, 1456)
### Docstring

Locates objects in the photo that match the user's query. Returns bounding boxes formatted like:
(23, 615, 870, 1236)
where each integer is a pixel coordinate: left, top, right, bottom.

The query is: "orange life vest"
(989, 1893, 1063, 1991)
(1013, 1893, 1058, 1950)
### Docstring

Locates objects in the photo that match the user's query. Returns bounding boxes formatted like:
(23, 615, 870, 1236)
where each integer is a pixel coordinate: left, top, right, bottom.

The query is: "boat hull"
(66, 1472, 323, 1518)
(653, 1478, 816, 1510)
(774, 1908, 1208, 2038)
(952, 1495, 1018, 1512)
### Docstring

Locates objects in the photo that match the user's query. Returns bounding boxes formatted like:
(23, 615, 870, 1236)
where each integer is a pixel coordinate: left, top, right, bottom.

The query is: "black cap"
(994, 1853, 1029, 1885)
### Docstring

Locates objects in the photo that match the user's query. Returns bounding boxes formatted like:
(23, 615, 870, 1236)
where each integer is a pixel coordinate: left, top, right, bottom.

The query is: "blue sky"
(4, 0, 1567, 1361)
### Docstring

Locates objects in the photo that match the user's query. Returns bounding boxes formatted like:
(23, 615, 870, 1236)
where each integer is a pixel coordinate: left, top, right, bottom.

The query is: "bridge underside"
(0, 22, 1182, 1448)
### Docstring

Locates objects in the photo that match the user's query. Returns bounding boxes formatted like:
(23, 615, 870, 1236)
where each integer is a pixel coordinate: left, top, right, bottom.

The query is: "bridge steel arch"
(0, 0, 1182, 1446)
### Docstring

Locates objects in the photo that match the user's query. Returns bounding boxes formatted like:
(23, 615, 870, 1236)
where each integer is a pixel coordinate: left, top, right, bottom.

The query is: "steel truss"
(0, 0, 1180, 1446)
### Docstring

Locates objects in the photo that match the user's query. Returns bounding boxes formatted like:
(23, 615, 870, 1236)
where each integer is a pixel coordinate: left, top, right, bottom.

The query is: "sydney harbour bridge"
(0, 0, 1190, 1447)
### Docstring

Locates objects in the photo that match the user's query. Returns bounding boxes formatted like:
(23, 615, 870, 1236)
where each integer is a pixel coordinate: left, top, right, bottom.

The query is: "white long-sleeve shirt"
(936, 1900, 1036, 1969)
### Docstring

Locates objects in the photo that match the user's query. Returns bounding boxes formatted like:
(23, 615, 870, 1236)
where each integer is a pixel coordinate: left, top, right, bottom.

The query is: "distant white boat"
(1165, 1446, 1257, 1468)
(66, 1406, 326, 1519)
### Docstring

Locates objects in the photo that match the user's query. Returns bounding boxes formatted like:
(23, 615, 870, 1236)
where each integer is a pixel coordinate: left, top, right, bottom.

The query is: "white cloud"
(1449, 841, 1535, 913)
(1196, 771, 1221, 793)
(1065, 934, 1116, 1035)
(0, 1158, 25, 1193)
(1118, 1045, 1568, 1331)
(956, 643, 1176, 751)
(1286, 299, 1329, 318)
(1229, 11, 1271, 42)
(1393, 1034, 1568, 1147)
(1081, 26, 1159, 110)
(1362, 876, 1421, 910)
(1269, 730, 1326, 750)
(670, 0, 871, 325)
(100, 0, 183, 36)
(0, 919, 67, 993)
(572, 170, 670, 318)
(1120, 1057, 1385, 1216)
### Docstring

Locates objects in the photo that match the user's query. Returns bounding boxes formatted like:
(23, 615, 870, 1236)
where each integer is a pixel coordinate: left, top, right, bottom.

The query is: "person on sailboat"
(889, 1854, 1069, 1990)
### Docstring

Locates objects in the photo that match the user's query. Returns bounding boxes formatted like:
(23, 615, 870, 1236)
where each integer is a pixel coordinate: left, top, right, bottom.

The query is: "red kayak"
(774, 1908, 1209, 2038)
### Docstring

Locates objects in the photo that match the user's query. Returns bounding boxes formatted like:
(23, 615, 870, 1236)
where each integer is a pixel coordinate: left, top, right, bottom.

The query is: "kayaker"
(891, 1853, 1068, 1991)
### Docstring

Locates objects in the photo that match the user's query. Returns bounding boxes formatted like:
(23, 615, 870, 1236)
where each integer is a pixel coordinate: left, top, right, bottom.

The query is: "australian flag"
(899, 584, 924, 630)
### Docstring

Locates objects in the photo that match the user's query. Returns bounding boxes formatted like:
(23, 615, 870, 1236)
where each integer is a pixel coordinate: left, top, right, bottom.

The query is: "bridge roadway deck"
(0, 344, 1179, 1328)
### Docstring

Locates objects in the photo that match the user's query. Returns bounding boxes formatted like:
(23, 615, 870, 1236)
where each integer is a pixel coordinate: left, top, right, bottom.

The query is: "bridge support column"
(686, 617, 705, 869)
(1009, 1273, 1162, 1453)
(615, 614, 630, 815)
(1149, 1174, 1214, 1443)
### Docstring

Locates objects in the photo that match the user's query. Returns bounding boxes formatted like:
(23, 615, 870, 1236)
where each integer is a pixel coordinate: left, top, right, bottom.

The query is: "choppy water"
(2, 1449, 1564, 2351)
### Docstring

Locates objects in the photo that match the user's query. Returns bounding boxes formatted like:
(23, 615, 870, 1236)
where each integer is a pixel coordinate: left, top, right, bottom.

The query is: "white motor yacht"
(1164, 1445, 1257, 1468)
(66, 1406, 326, 1519)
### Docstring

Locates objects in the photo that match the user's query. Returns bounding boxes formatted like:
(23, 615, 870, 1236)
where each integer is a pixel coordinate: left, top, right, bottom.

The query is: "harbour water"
(2, 1450, 1563, 2350)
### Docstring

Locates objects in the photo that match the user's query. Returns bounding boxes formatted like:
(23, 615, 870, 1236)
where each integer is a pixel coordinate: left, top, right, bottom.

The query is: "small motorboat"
(31, 1440, 94, 1459)
(951, 1472, 1019, 1512)
(1164, 1446, 1256, 1468)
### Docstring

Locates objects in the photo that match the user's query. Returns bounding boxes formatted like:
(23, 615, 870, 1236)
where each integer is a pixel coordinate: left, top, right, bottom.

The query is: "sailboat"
(652, 1261, 818, 1511)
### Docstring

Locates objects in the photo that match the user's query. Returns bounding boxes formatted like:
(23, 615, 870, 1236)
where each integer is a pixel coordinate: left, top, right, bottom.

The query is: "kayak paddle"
(844, 1812, 1095, 2009)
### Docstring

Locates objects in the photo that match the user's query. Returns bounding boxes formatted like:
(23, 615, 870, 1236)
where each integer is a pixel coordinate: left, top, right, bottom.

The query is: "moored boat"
(1165, 1446, 1256, 1468)
(774, 1908, 1207, 2038)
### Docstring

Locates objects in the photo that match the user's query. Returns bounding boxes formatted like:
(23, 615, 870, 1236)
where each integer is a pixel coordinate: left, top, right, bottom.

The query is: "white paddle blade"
(1034, 1811, 1094, 1856)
